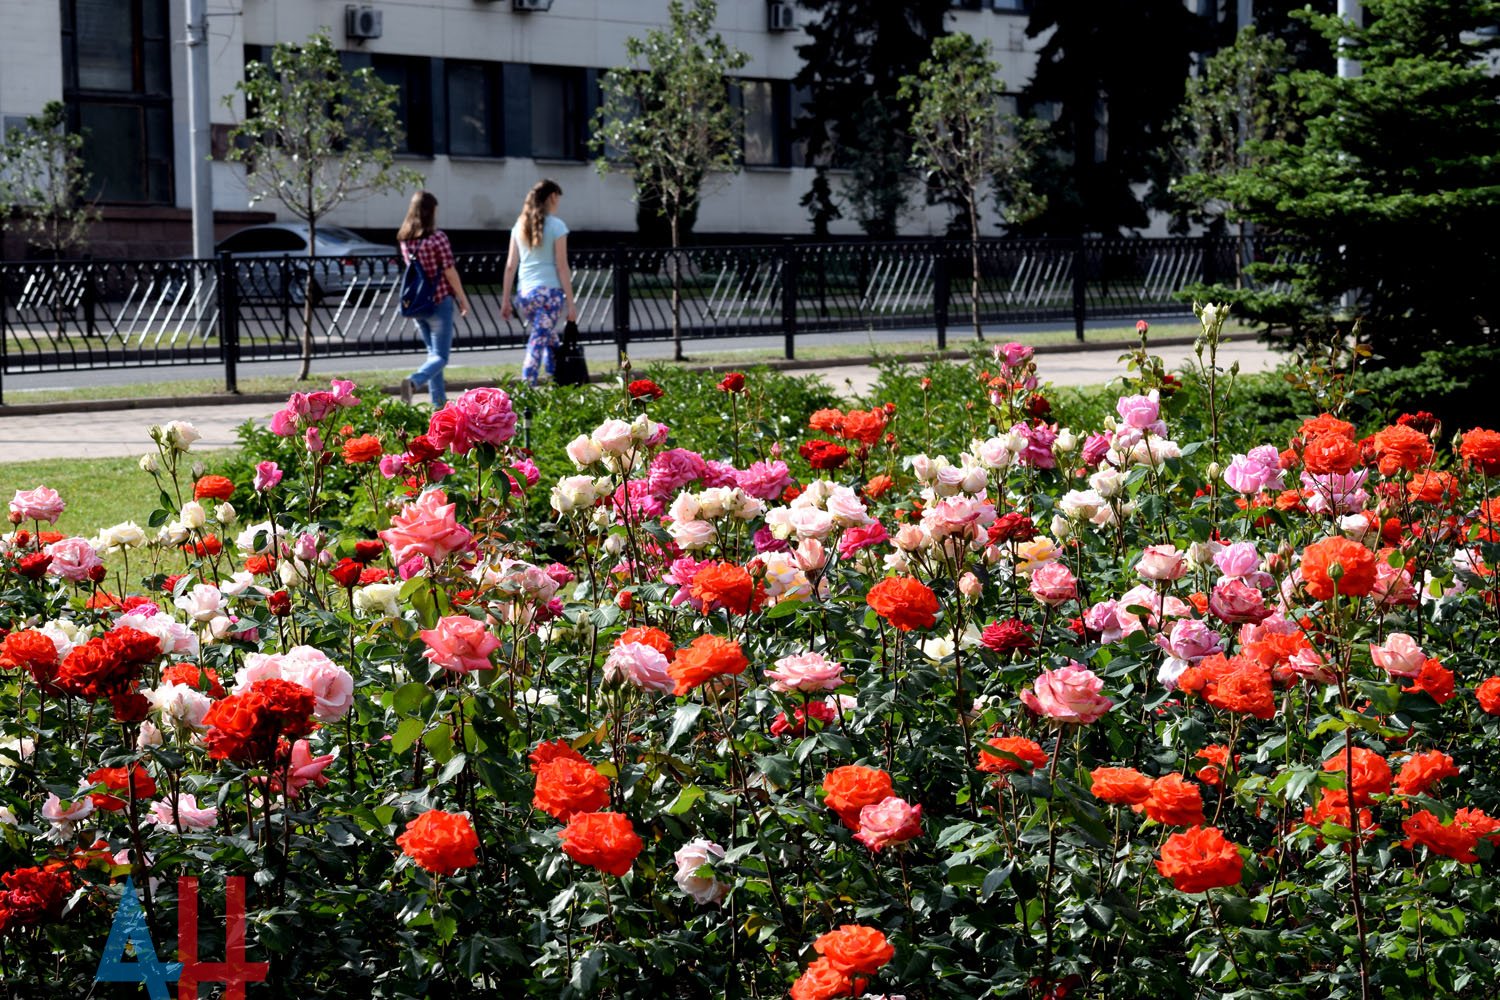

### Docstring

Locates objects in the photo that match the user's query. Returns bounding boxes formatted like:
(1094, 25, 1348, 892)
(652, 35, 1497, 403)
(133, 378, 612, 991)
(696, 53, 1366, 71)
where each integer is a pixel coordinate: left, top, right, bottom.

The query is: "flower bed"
(3, 308, 1500, 998)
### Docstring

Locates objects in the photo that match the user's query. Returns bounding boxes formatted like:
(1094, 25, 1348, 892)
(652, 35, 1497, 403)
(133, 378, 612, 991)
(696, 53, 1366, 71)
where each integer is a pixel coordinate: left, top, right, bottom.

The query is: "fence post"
(932, 240, 949, 352)
(0, 265, 8, 406)
(611, 244, 630, 368)
(218, 252, 239, 394)
(1071, 236, 1087, 343)
(781, 237, 797, 360)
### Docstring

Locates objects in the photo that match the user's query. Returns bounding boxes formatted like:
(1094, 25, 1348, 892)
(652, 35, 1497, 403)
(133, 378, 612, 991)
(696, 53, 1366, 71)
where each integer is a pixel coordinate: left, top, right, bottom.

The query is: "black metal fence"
(0, 235, 1280, 402)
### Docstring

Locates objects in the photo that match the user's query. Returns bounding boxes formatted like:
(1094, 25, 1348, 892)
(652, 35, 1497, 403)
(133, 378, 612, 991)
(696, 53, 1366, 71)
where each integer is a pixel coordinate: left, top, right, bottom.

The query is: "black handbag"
(554, 320, 590, 386)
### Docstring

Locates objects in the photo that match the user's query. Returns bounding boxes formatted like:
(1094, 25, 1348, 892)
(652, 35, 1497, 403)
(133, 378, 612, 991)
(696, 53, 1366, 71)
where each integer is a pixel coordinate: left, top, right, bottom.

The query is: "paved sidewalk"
(0, 339, 1276, 466)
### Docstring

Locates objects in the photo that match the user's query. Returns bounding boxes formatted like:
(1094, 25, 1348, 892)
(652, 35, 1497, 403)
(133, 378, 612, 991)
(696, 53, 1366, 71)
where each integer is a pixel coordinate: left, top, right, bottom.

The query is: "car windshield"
(316, 226, 365, 245)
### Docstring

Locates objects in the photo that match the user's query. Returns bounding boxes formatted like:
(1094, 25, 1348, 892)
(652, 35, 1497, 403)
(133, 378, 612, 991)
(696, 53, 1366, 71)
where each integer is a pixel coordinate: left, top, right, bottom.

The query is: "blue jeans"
(409, 297, 455, 407)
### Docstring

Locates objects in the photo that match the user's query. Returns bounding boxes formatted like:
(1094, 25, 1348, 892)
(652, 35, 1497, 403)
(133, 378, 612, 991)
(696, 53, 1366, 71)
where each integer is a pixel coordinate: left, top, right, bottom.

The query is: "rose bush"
(2, 311, 1500, 998)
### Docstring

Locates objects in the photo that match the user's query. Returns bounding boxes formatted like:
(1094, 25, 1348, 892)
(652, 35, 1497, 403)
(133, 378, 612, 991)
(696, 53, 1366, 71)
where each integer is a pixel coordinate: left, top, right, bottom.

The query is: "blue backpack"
(399, 237, 437, 318)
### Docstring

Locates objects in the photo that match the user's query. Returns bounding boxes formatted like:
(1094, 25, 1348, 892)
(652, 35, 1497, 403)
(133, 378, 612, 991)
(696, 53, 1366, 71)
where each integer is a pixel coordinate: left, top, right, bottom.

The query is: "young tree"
(593, 0, 748, 361)
(901, 33, 1040, 341)
(0, 101, 96, 259)
(1196, 0, 1500, 360)
(225, 31, 418, 380)
(792, 0, 950, 237)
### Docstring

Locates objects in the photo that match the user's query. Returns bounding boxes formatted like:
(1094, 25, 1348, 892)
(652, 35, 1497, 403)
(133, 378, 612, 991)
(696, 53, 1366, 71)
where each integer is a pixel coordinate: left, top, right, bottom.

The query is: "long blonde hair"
(518, 179, 563, 249)
(398, 191, 438, 242)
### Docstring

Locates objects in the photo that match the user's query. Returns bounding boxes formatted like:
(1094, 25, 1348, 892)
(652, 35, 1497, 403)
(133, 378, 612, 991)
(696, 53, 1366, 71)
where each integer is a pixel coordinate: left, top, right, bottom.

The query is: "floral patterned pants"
(516, 287, 565, 385)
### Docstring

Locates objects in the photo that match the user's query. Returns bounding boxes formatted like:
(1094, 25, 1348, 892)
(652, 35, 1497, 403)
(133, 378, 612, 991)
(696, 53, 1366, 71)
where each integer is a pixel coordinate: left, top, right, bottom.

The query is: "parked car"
(209, 223, 399, 304)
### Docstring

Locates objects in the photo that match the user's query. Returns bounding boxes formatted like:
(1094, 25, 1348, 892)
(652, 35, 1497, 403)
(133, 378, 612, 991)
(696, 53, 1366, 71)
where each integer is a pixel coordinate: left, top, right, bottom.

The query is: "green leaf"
(393, 681, 429, 717)
(666, 784, 704, 815)
(571, 947, 605, 994)
(666, 703, 702, 750)
(391, 718, 424, 755)
(424, 724, 455, 765)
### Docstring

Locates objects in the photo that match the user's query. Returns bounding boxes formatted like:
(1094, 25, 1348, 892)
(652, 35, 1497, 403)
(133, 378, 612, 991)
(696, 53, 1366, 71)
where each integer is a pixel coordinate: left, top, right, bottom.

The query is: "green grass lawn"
(1, 453, 233, 539)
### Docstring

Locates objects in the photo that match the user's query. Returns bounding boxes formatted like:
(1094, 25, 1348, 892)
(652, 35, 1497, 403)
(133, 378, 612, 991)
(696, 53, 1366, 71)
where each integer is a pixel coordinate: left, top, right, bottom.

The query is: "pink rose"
(702, 459, 738, 489)
(604, 641, 674, 693)
(1115, 392, 1161, 430)
(1213, 542, 1261, 580)
(1082, 432, 1112, 467)
(380, 489, 472, 566)
(253, 461, 283, 493)
(420, 615, 500, 673)
(9, 486, 65, 523)
(1372, 561, 1417, 608)
(1370, 632, 1426, 678)
(1155, 619, 1224, 662)
(672, 837, 729, 905)
(1020, 662, 1113, 724)
(1223, 446, 1285, 494)
(1137, 544, 1187, 582)
(648, 448, 708, 496)
(997, 341, 1033, 367)
(854, 796, 923, 852)
(279, 645, 354, 721)
(1301, 470, 1369, 515)
(1083, 600, 1142, 644)
(735, 460, 792, 501)
(766, 651, 845, 693)
(330, 379, 360, 407)
(453, 386, 517, 446)
(958, 572, 982, 599)
(269, 407, 299, 437)
(45, 536, 101, 582)
(146, 793, 217, 832)
(794, 538, 826, 573)
(1012, 422, 1058, 470)
(1029, 561, 1077, 607)
(284, 738, 336, 798)
(838, 521, 889, 559)
(1208, 578, 1273, 624)
(427, 406, 476, 455)
(511, 458, 540, 487)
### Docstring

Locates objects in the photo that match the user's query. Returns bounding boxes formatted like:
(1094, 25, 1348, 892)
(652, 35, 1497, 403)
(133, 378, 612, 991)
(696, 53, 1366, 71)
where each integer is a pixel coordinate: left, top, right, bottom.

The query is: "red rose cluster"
(202, 678, 316, 765)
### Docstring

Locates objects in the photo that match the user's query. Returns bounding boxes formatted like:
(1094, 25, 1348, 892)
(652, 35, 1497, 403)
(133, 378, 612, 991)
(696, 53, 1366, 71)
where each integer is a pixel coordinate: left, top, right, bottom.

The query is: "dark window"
(735, 78, 792, 168)
(372, 54, 434, 156)
(447, 61, 503, 157)
(530, 65, 587, 160)
(219, 228, 306, 253)
(61, 0, 173, 204)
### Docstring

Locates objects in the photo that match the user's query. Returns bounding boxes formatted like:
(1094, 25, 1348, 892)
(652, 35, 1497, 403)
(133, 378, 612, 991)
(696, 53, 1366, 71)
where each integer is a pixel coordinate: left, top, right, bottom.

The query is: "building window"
(531, 65, 587, 160)
(735, 78, 791, 168)
(448, 62, 502, 157)
(61, 0, 173, 205)
(371, 55, 434, 156)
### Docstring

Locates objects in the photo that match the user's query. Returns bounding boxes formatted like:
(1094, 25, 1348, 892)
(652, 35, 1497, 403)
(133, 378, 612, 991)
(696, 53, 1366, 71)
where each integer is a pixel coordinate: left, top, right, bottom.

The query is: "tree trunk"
(670, 213, 683, 362)
(297, 193, 315, 380)
(968, 195, 983, 341)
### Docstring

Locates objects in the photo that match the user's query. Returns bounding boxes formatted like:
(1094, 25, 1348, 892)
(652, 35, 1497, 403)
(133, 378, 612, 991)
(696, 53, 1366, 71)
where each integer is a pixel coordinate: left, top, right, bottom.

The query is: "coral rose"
(193, 475, 236, 501)
(1155, 826, 1244, 893)
(840, 408, 888, 446)
(866, 576, 940, 631)
(420, 615, 501, 674)
(1178, 654, 1275, 720)
(1020, 663, 1112, 725)
(533, 758, 611, 821)
(1322, 746, 1392, 806)
(1303, 433, 1360, 474)
(1458, 428, 1500, 476)
(558, 811, 644, 877)
(689, 561, 761, 614)
(1393, 750, 1459, 797)
(529, 739, 589, 773)
(853, 796, 922, 852)
(1090, 766, 1153, 805)
(397, 809, 480, 875)
(379, 489, 472, 566)
(790, 958, 856, 1000)
(1402, 658, 1455, 705)
(1403, 808, 1500, 863)
(812, 924, 895, 976)
(668, 635, 748, 696)
(823, 765, 894, 829)
(341, 434, 383, 464)
(978, 736, 1048, 775)
(1300, 536, 1377, 600)
(1477, 677, 1500, 716)
(1136, 774, 1205, 827)
(1370, 424, 1432, 476)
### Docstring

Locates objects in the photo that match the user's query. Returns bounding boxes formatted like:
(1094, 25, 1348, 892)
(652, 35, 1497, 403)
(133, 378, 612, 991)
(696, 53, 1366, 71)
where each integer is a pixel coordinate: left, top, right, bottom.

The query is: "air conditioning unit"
(513, 0, 554, 11)
(767, 1, 795, 31)
(345, 5, 382, 40)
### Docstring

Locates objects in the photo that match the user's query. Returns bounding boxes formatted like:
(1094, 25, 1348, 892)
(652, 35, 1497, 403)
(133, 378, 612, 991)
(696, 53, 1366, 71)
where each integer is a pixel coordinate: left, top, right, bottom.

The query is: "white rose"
(1055, 428, 1078, 453)
(179, 501, 207, 530)
(174, 583, 225, 623)
(163, 420, 200, 452)
(673, 838, 729, 905)
(1059, 489, 1104, 521)
(565, 434, 603, 468)
(214, 502, 237, 526)
(147, 683, 213, 732)
(138, 453, 159, 474)
(354, 582, 401, 617)
(97, 521, 146, 553)
(236, 521, 274, 556)
(592, 419, 634, 455)
(1088, 468, 1125, 499)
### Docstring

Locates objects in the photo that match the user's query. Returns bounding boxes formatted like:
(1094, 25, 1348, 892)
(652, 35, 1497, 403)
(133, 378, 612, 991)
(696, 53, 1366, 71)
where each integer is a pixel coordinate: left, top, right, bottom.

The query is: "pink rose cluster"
(379, 489, 472, 568)
(421, 615, 501, 673)
(1222, 445, 1285, 495)
(427, 387, 518, 455)
(269, 380, 359, 436)
(766, 651, 845, 693)
(1021, 663, 1113, 725)
(1009, 422, 1058, 470)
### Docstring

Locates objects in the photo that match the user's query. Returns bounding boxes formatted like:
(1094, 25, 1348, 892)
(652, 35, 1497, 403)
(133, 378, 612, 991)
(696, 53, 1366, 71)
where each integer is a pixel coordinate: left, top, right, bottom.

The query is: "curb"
(0, 335, 1200, 418)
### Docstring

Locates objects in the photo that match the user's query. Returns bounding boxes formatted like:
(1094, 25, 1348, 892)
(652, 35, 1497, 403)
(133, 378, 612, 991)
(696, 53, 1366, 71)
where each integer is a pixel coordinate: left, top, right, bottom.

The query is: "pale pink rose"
(1208, 578, 1273, 624)
(1137, 544, 1187, 582)
(892, 524, 927, 552)
(1372, 561, 1418, 608)
(669, 518, 717, 551)
(1115, 392, 1161, 430)
(1301, 470, 1369, 515)
(145, 682, 212, 731)
(958, 572, 983, 599)
(1083, 600, 1128, 643)
(1155, 619, 1224, 662)
(9, 486, 65, 524)
(854, 796, 923, 852)
(42, 792, 94, 831)
(825, 489, 872, 527)
(234, 652, 286, 690)
(146, 793, 217, 833)
(794, 538, 827, 573)
(766, 651, 845, 693)
(45, 536, 101, 582)
(420, 615, 500, 673)
(735, 460, 792, 501)
(1021, 663, 1112, 724)
(788, 506, 835, 540)
(453, 386, 518, 445)
(603, 642, 673, 693)
(379, 489, 472, 565)
(1213, 542, 1261, 580)
(1029, 561, 1077, 607)
(593, 419, 634, 455)
(1370, 633, 1426, 678)
(253, 461, 283, 492)
(279, 645, 354, 721)
(565, 434, 603, 467)
(672, 837, 728, 905)
(174, 583, 225, 623)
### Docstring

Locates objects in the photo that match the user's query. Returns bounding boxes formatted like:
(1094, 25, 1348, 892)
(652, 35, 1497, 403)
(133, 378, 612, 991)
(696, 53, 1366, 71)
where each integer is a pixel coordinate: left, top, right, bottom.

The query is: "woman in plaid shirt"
(501, 179, 577, 385)
(397, 191, 471, 407)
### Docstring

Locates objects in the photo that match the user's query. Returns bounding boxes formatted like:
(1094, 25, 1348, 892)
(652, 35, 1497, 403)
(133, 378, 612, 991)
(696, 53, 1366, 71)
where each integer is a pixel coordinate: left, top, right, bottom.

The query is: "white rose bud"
(1051, 513, 1072, 540)
(603, 533, 627, 557)
(179, 501, 207, 530)
(1055, 428, 1078, 454)
(214, 502, 237, 526)
(138, 453, 160, 474)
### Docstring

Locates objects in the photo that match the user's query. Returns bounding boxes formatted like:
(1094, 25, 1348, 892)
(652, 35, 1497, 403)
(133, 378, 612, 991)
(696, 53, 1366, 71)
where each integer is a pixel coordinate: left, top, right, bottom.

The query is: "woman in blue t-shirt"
(501, 179, 576, 385)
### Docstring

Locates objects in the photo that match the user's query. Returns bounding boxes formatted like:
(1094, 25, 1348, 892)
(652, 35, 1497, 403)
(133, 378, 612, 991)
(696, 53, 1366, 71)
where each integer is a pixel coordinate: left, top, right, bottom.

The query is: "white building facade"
(0, 0, 1048, 254)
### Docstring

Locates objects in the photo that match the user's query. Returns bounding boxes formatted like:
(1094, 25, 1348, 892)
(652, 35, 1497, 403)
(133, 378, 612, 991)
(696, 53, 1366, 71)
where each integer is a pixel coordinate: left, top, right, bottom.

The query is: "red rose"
(866, 576, 940, 631)
(352, 540, 385, 564)
(329, 557, 363, 589)
(397, 809, 480, 875)
(86, 765, 157, 812)
(628, 379, 664, 400)
(193, 475, 236, 501)
(988, 513, 1037, 544)
(558, 811, 643, 877)
(798, 439, 850, 471)
(717, 371, 746, 393)
(268, 591, 292, 617)
(980, 618, 1035, 653)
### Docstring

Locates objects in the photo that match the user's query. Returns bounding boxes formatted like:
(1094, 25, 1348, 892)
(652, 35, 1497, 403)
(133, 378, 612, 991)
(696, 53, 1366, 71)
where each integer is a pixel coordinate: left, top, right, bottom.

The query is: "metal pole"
(932, 240, 948, 352)
(1072, 237, 1087, 343)
(218, 252, 239, 394)
(780, 238, 797, 360)
(186, 0, 214, 260)
(1238, 0, 1253, 31)
(1337, 0, 1362, 79)
(612, 244, 630, 368)
(0, 265, 8, 406)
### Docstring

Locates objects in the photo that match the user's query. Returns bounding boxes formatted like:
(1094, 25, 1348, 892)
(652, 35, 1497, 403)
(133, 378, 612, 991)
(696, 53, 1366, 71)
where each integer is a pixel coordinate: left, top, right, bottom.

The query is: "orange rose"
(977, 736, 1048, 775)
(342, 434, 384, 464)
(668, 635, 748, 696)
(1403, 808, 1500, 863)
(1321, 746, 1392, 806)
(808, 409, 846, 435)
(558, 811, 643, 877)
(1155, 826, 1244, 893)
(1193, 745, 1236, 787)
(1303, 433, 1361, 474)
(1402, 658, 1455, 704)
(1459, 428, 1500, 476)
(1406, 470, 1456, 503)
(528, 738, 589, 773)
(840, 408, 888, 446)
(1177, 654, 1276, 720)
(864, 474, 895, 500)
(689, 561, 762, 614)
(1370, 424, 1432, 476)
(1477, 676, 1500, 715)
(790, 957, 858, 1000)
(822, 765, 893, 829)
(532, 758, 611, 821)
(1300, 536, 1377, 600)
(866, 576, 939, 631)
(1393, 749, 1459, 797)
(1134, 773, 1205, 827)
(812, 924, 895, 976)
(193, 475, 236, 501)
(617, 626, 674, 661)
(396, 809, 480, 875)
(1089, 766, 1153, 805)
(1299, 413, 1356, 442)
